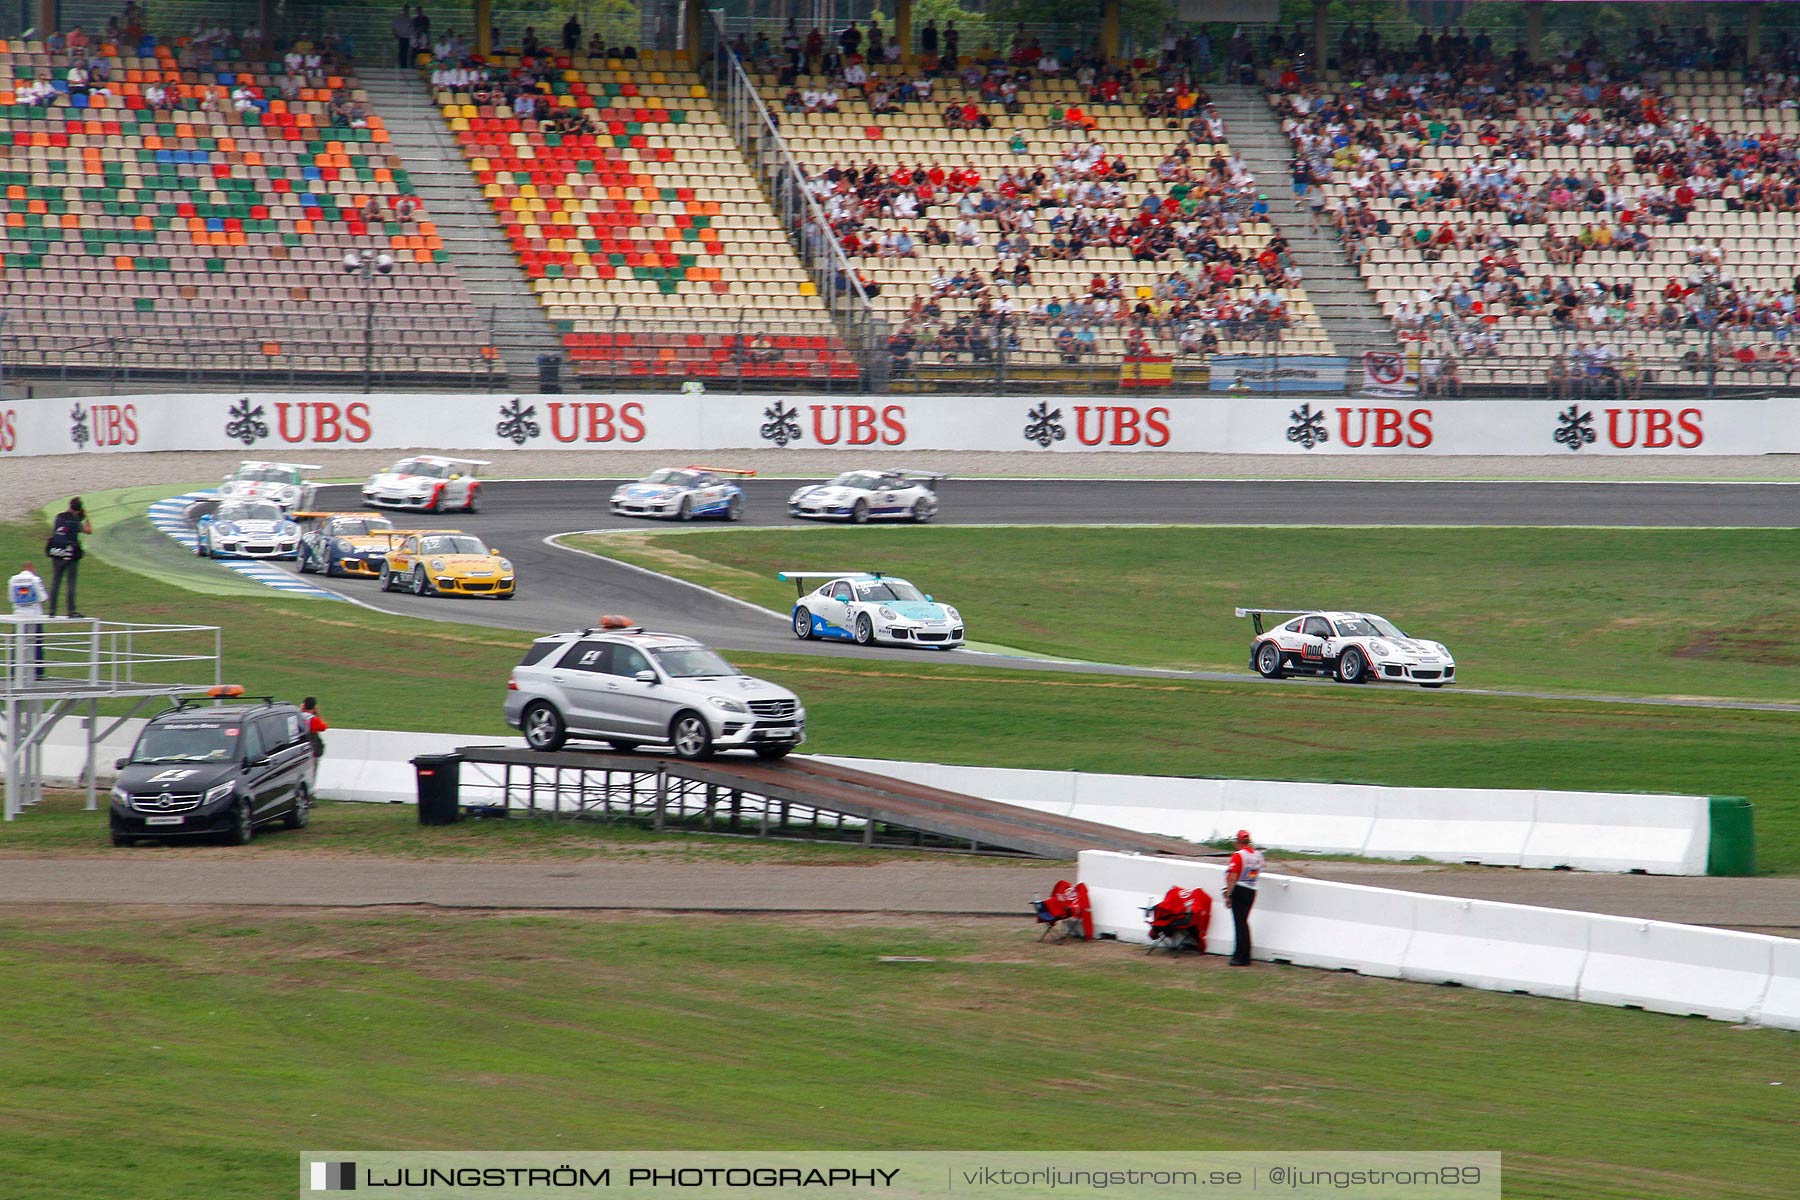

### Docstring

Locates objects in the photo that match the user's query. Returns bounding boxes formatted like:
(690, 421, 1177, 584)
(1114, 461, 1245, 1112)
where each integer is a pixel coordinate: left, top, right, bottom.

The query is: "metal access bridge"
(452, 746, 1201, 859)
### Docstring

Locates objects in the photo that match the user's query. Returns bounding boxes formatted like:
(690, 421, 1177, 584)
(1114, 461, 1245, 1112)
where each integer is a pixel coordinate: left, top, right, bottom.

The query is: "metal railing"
(704, 10, 886, 387)
(2, 619, 223, 697)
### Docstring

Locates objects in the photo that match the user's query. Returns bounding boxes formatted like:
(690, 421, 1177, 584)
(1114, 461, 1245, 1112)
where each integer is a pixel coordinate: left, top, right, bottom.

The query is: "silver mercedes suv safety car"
(504, 620, 805, 760)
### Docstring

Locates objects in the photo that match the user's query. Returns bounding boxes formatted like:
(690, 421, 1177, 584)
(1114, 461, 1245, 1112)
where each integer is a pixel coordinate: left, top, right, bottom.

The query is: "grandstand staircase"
(1210, 85, 1395, 359)
(356, 66, 564, 384)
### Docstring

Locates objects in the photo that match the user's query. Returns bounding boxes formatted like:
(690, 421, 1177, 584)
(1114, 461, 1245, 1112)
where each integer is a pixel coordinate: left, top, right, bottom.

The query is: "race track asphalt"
(277, 478, 1800, 695)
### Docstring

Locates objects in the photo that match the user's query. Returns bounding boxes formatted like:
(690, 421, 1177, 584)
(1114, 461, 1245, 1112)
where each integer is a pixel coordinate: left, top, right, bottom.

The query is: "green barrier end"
(1707, 796, 1756, 876)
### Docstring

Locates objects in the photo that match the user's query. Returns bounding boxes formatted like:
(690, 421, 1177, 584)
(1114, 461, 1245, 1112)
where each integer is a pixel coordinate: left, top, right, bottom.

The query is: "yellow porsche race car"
(293, 511, 399, 578)
(378, 530, 516, 599)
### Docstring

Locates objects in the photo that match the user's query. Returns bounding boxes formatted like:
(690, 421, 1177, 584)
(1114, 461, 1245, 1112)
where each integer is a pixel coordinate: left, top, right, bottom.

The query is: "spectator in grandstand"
(393, 7, 417, 68)
(561, 13, 582, 53)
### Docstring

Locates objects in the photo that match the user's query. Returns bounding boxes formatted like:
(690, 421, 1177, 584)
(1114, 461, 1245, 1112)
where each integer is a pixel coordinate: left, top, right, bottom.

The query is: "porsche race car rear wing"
(777, 569, 884, 598)
(1235, 607, 1312, 635)
(238, 460, 323, 473)
(686, 465, 757, 477)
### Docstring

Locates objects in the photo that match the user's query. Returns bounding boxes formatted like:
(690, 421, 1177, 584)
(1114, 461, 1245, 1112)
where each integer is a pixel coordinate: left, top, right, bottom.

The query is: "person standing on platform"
(8, 560, 48, 680)
(1222, 828, 1265, 966)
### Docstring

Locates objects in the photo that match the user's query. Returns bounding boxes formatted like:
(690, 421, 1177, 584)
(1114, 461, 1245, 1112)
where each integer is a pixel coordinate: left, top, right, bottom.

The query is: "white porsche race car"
(609, 466, 754, 521)
(362, 456, 489, 512)
(1239, 607, 1456, 687)
(194, 499, 302, 559)
(215, 460, 321, 511)
(787, 469, 943, 523)
(780, 570, 965, 649)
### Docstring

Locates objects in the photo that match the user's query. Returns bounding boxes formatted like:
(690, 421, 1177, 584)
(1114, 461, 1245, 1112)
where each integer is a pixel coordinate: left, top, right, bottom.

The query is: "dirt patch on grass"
(1673, 622, 1800, 667)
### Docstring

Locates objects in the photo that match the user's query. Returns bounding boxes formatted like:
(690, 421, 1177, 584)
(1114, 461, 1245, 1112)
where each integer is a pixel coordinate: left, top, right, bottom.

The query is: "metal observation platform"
(1, 618, 223, 820)
(451, 746, 1199, 859)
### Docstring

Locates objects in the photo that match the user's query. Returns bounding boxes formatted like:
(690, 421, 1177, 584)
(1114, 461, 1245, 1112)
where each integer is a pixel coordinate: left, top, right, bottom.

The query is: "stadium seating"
(760, 63, 1334, 373)
(1275, 66, 1800, 392)
(429, 51, 856, 383)
(0, 36, 493, 381)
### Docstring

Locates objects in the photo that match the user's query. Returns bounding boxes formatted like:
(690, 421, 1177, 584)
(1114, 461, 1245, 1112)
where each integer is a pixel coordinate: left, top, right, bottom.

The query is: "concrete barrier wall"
(1078, 851, 1798, 1032)
(817, 756, 1712, 876)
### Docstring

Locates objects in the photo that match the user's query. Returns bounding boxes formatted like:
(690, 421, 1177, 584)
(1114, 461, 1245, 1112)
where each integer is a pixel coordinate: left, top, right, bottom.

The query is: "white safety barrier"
(3, 391, 1798, 456)
(1079, 851, 1799, 1031)
(817, 756, 1711, 875)
(12, 735, 1713, 875)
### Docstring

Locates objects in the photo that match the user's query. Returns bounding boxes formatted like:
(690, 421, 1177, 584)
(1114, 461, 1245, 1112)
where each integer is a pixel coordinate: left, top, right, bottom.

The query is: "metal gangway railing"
(1, 618, 223, 820)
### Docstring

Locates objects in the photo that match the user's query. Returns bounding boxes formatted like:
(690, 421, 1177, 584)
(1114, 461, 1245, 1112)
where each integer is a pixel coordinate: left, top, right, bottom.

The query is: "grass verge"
(0, 910, 1792, 1200)
(570, 525, 1800, 703)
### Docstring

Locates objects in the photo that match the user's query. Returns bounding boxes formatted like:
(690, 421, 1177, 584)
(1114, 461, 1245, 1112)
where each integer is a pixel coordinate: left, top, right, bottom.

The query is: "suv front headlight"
(708, 697, 749, 713)
(205, 781, 235, 804)
(110, 785, 129, 804)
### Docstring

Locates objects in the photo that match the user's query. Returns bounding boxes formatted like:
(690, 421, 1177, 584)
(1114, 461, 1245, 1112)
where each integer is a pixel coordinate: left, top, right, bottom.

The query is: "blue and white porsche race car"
(195, 499, 302, 559)
(787, 469, 943, 523)
(779, 570, 965, 649)
(609, 466, 754, 521)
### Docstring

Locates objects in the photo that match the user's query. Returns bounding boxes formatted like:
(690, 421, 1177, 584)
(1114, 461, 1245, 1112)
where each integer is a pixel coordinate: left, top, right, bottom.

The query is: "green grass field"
(0, 910, 1791, 1200)
(570, 526, 1800, 703)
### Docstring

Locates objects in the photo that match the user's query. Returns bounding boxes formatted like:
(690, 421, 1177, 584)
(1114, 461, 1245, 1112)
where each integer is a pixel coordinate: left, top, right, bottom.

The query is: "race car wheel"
(1337, 648, 1369, 685)
(227, 799, 254, 846)
(426, 485, 443, 514)
(911, 498, 935, 523)
(677, 496, 694, 522)
(754, 745, 794, 761)
(855, 614, 876, 646)
(378, 564, 395, 591)
(283, 785, 311, 830)
(410, 565, 433, 596)
(850, 499, 870, 524)
(521, 703, 568, 752)
(296, 545, 315, 573)
(726, 494, 743, 522)
(464, 486, 481, 514)
(196, 537, 210, 558)
(669, 711, 714, 760)
(1255, 642, 1285, 679)
(793, 607, 814, 640)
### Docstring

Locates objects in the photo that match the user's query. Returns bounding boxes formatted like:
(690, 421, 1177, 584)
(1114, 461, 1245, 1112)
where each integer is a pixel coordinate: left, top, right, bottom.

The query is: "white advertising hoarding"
(0, 392, 1793, 457)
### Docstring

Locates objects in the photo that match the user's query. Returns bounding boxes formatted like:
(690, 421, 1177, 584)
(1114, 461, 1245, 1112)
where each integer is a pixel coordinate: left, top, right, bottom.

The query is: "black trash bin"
(413, 753, 463, 825)
(536, 353, 563, 394)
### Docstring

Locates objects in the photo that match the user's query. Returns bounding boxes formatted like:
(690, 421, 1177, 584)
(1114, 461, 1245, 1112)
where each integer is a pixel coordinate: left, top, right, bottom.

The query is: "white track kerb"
(1077, 851, 1799, 1032)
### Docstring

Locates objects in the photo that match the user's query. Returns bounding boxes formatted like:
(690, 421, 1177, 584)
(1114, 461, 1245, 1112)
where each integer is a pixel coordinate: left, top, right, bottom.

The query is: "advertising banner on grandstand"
(2, 392, 1797, 457)
(1360, 350, 1419, 398)
(1208, 355, 1348, 393)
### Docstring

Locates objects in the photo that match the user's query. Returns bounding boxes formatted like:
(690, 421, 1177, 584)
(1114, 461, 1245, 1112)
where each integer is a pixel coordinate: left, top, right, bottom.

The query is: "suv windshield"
(1336, 616, 1406, 638)
(131, 722, 241, 763)
(649, 646, 742, 678)
(217, 501, 284, 523)
(418, 535, 488, 556)
(644, 469, 701, 487)
(855, 579, 926, 602)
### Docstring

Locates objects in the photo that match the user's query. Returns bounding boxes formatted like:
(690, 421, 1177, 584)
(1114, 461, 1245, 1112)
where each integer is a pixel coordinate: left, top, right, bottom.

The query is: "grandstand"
(3, 4, 1797, 397)
(428, 47, 858, 386)
(0, 30, 496, 385)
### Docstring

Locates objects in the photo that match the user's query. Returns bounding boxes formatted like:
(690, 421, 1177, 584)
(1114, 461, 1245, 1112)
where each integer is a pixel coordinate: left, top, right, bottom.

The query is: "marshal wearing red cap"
(1222, 829, 1265, 966)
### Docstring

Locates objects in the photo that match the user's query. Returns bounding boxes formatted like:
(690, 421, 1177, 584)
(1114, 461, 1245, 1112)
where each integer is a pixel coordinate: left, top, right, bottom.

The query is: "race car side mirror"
(925, 594, 934, 602)
(834, 593, 850, 603)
